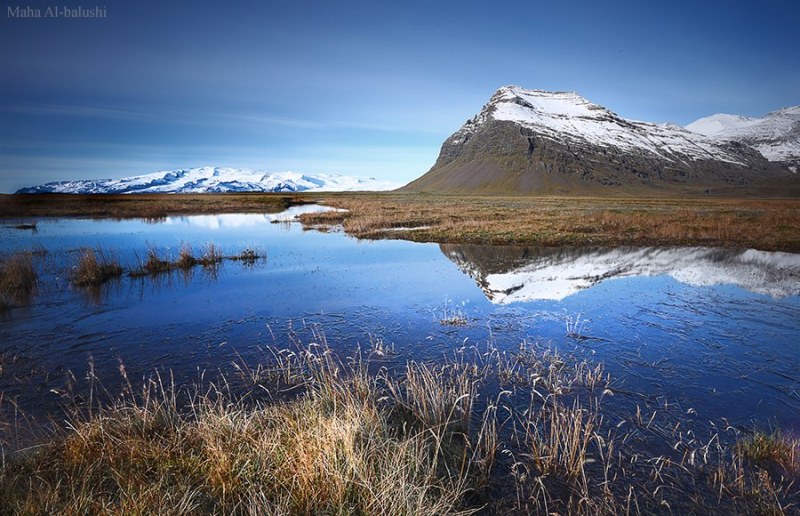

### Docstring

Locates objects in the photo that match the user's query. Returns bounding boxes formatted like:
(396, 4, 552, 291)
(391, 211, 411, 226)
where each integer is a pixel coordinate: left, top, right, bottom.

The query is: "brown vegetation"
(4, 192, 799, 251)
(299, 193, 800, 252)
(73, 249, 123, 287)
(1, 339, 797, 514)
(0, 193, 310, 219)
(175, 243, 224, 270)
(130, 243, 225, 277)
(226, 247, 266, 266)
(0, 342, 480, 514)
(0, 252, 37, 308)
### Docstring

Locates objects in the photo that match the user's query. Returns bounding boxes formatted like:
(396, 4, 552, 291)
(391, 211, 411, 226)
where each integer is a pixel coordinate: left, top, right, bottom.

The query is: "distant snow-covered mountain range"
(16, 167, 402, 194)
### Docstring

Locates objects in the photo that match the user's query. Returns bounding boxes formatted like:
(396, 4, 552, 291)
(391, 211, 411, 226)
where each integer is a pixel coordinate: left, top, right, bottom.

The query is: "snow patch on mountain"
(473, 86, 748, 165)
(686, 107, 800, 165)
(17, 167, 401, 194)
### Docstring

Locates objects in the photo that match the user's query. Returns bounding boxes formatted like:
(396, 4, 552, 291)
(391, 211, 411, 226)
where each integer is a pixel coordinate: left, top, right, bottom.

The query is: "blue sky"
(1, 0, 798, 192)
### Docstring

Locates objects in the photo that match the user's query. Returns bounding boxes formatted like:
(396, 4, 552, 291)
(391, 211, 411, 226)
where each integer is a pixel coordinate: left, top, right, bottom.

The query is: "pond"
(1, 206, 799, 435)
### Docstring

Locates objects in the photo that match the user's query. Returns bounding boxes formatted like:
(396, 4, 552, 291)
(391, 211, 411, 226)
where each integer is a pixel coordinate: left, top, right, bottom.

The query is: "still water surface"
(2, 207, 799, 432)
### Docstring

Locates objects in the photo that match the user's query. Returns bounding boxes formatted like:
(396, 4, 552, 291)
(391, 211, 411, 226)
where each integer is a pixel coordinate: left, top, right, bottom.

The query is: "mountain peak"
(402, 85, 797, 195)
(495, 85, 580, 97)
(685, 113, 756, 137)
(489, 86, 604, 118)
(686, 107, 800, 165)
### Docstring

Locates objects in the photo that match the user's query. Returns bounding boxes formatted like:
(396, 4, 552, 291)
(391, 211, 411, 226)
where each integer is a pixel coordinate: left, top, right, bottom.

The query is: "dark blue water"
(1, 208, 799, 433)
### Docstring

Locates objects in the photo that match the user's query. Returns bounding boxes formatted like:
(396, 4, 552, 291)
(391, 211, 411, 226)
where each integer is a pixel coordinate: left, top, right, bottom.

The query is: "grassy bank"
(0, 193, 309, 219)
(302, 193, 800, 252)
(4, 192, 800, 251)
(1, 339, 797, 514)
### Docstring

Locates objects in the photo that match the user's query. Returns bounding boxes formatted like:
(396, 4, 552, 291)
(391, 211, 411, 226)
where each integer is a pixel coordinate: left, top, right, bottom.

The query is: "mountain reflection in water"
(441, 244, 800, 303)
(161, 205, 343, 229)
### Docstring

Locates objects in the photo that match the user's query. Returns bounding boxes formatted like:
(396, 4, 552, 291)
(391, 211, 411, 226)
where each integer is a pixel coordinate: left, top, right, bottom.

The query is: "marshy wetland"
(1, 195, 799, 513)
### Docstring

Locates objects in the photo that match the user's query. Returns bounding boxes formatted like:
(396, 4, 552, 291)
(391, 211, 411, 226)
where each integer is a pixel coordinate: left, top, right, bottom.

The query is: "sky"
(1, 0, 798, 193)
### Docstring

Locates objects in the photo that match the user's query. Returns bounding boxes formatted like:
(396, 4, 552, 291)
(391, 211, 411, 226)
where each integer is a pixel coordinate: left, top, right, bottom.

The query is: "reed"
(132, 245, 172, 276)
(175, 243, 198, 270)
(72, 248, 123, 286)
(439, 300, 469, 326)
(736, 430, 799, 476)
(0, 342, 483, 514)
(226, 247, 265, 266)
(131, 243, 229, 277)
(0, 338, 797, 514)
(0, 252, 36, 308)
(199, 242, 223, 267)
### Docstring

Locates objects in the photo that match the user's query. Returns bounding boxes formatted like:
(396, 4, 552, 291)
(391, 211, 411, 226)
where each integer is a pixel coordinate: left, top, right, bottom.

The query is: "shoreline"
(2, 192, 799, 252)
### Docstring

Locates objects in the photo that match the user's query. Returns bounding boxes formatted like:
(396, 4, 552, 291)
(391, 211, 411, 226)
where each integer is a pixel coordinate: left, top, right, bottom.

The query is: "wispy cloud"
(0, 104, 159, 121)
(0, 102, 445, 134)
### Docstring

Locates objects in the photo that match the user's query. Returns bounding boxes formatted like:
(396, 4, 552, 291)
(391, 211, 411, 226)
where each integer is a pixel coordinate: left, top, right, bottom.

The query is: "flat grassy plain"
(302, 193, 800, 252)
(3, 192, 799, 251)
(0, 193, 305, 219)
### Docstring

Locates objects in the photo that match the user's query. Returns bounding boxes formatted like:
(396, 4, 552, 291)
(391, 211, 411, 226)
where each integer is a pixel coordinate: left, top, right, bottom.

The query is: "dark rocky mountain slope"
(403, 86, 797, 196)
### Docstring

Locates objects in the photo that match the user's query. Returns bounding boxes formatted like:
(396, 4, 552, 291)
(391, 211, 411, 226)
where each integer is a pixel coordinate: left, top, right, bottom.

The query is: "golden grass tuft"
(0, 343, 481, 514)
(736, 430, 799, 476)
(1, 339, 798, 514)
(0, 252, 36, 308)
(73, 248, 123, 286)
(175, 243, 223, 270)
(137, 245, 172, 276)
(175, 243, 198, 270)
(131, 243, 227, 277)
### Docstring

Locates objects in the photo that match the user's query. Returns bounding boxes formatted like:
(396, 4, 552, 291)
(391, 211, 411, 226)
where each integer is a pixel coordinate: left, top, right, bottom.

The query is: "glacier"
(16, 167, 402, 194)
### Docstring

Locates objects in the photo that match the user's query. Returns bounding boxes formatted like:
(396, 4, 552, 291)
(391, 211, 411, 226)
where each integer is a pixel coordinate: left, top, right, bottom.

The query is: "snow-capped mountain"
(458, 87, 747, 165)
(441, 244, 800, 303)
(404, 86, 794, 195)
(16, 167, 401, 194)
(686, 107, 800, 172)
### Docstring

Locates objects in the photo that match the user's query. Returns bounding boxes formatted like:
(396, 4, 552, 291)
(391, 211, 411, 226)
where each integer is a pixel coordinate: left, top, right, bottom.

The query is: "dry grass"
(736, 430, 799, 477)
(131, 243, 228, 277)
(226, 247, 266, 266)
(72, 248, 123, 287)
(299, 193, 800, 252)
(0, 244, 256, 296)
(1, 337, 798, 514)
(0, 252, 36, 308)
(130, 245, 173, 277)
(0, 193, 309, 219)
(0, 341, 481, 514)
(439, 300, 469, 326)
(175, 243, 224, 270)
(4, 192, 798, 250)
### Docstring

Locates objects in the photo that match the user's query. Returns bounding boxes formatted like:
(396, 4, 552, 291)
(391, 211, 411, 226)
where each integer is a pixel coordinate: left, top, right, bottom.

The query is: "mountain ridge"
(16, 167, 401, 194)
(403, 86, 797, 195)
(685, 107, 800, 171)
